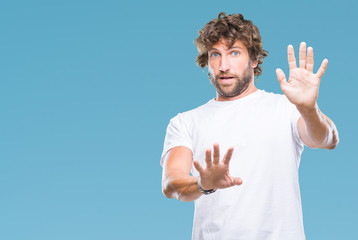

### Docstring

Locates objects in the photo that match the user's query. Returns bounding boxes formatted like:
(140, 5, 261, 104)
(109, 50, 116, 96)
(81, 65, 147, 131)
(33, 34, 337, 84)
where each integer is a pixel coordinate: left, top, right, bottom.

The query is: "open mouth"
(219, 76, 235, 84)
(220, 76, 234, 80)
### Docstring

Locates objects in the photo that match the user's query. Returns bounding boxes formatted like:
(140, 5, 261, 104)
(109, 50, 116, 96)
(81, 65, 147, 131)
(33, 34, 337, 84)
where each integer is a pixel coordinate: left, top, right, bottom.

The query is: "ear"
(251, 60, 258, 69)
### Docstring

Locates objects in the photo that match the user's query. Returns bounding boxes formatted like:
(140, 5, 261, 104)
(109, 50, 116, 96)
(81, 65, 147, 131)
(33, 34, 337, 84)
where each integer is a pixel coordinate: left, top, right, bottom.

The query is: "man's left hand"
(276, 42, 328, 111)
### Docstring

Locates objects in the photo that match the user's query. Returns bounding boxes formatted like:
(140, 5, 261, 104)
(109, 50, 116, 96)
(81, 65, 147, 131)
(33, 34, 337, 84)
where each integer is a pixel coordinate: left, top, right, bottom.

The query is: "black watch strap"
(197, 176, 217, 195)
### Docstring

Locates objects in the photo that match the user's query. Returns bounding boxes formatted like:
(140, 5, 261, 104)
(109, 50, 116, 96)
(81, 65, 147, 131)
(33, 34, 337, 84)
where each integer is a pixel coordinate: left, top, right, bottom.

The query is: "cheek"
(208, 63, 215, 75)
(233, 59, 250, 71)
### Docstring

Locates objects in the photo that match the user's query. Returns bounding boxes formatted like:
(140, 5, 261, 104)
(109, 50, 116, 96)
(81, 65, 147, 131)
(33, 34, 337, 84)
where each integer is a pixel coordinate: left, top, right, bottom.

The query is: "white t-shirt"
(161, 89, 306, 240)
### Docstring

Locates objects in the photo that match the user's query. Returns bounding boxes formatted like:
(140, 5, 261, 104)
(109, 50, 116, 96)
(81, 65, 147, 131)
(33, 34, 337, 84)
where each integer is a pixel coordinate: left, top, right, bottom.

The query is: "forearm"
(162, 172, 202, 202)
(297, 103, 339, 149)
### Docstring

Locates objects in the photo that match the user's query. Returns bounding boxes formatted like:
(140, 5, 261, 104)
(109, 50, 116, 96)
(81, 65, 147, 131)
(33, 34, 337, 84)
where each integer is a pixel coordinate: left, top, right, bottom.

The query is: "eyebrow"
(209, 45, 243, 52)
(231, 45, 243, 50)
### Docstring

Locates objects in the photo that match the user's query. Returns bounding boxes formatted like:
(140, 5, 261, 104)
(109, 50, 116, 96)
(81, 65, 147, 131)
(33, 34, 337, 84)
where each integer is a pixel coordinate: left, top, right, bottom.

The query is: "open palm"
(193, 144, 242, 190)
(276, 42, 328, 110)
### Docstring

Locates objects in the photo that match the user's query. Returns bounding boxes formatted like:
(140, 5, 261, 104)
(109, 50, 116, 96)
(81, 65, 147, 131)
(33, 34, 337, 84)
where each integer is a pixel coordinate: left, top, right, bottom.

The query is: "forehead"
(210, 38, 247, 52)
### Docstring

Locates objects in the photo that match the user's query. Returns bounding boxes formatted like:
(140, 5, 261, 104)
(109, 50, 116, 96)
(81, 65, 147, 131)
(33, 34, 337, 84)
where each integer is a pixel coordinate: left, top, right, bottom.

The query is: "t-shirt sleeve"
(283, 96, 305, 159)
(160, 113, 193, 166)
(290, 104, 304, 146)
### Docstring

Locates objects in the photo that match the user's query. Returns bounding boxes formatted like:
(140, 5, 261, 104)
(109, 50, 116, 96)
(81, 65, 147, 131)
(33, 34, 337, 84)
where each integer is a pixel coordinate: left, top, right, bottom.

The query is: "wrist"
(296, 102, 319, 116)
(197, 176, 216, 195)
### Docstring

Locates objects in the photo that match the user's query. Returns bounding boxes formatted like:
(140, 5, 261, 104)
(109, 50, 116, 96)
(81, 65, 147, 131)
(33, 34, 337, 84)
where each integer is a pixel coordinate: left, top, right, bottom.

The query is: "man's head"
(196, 12, 267, 77)
(206, 38, 255, 98)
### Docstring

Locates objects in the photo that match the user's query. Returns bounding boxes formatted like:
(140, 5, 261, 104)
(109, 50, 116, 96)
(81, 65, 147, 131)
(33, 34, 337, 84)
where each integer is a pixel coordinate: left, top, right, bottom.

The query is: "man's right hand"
(193, 143, 242, 190)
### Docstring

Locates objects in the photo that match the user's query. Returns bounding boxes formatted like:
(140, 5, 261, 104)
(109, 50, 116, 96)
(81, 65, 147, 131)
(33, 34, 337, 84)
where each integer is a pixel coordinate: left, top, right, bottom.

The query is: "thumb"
(276, 68, 288, 91)
(231, 177, 243, 186)
(193, 160, 204, 174)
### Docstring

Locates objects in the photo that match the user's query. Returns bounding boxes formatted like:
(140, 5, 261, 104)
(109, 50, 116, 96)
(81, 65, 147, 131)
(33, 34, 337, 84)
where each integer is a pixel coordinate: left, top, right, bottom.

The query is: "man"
(160, 12, 339, 240)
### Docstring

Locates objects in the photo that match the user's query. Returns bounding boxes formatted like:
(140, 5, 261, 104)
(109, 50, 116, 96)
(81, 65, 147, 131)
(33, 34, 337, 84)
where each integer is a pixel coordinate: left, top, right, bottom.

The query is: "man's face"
(208, 39, 257, 99)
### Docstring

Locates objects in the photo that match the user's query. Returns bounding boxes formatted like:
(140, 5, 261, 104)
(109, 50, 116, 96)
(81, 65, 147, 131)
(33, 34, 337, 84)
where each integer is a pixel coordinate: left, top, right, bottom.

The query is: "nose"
(219, 55, 230, 72)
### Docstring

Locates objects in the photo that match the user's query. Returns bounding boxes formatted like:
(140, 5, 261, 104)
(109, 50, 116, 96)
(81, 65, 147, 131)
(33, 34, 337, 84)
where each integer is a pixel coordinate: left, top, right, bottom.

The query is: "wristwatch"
(197, 176, 217, 195)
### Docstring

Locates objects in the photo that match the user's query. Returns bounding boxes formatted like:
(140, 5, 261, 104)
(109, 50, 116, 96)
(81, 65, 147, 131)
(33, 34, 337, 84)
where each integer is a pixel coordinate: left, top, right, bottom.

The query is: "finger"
(287, 45, 297, 70)
(306, 46, 314, 72)
(205, 148, 212, 168)
(299, 42, 307, 69)
(231, 177, 243, 186)
(193, 160, 204, 174)
(276, 68, 288, 91)
(223, 147, 234, 165)
(213, 143, 220, 164)
(316, 59, 328, 79)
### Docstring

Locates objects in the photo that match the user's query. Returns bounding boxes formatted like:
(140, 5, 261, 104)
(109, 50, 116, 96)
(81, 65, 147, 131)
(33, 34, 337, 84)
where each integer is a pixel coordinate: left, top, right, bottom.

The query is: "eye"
(232, 51, 240, 56)
(210, 52, 219, 58)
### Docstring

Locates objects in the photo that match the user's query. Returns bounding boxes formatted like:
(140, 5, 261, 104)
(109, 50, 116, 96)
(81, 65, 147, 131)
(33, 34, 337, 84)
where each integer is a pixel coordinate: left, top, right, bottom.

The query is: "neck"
(215, 81, 258, 101)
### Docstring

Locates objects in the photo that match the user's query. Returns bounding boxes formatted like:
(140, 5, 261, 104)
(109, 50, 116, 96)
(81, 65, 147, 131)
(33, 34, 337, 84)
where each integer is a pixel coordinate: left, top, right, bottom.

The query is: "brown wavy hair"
(196, 12, 268, 77)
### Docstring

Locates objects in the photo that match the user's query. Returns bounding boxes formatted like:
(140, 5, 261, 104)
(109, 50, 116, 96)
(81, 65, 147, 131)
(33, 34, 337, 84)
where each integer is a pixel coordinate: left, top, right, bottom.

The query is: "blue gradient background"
(1, 0, 357, 239)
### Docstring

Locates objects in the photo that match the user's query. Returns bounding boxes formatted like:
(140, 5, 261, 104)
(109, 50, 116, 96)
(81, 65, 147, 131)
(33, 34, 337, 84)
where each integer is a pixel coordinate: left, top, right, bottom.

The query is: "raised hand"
(193, 143, 242, 190)
(276, 42, 328, 110)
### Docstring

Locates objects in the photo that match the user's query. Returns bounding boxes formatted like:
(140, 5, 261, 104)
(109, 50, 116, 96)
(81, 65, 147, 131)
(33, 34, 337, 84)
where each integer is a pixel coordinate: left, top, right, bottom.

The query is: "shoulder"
(257, 89, 283, 99)
(256, 89, 288, 105)
(255, 90, 300, 118)
(169, 99, 213, 125)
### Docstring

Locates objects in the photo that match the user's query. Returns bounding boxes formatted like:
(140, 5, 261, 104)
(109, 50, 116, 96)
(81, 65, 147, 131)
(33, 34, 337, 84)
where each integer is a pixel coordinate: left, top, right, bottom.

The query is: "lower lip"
(219, 78, 234, 84)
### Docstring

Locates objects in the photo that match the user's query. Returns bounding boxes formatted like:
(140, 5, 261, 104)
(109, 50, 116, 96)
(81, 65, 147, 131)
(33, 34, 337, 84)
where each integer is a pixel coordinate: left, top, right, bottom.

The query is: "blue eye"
(232, 51, 239, 56)
(210, 52, 219, 57)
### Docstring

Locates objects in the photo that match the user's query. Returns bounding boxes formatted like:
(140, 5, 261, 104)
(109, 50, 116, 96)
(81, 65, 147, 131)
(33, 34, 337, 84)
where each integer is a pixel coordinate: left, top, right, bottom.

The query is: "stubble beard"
(209, 64, 254, 98)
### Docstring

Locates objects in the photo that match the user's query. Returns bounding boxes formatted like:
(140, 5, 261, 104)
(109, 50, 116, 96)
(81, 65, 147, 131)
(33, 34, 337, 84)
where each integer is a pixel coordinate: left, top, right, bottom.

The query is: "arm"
(297, 107, 339, 149)
(162, 144, 243, 202)
(276, 42, 339, 149)
(162, 146, 202, 202)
